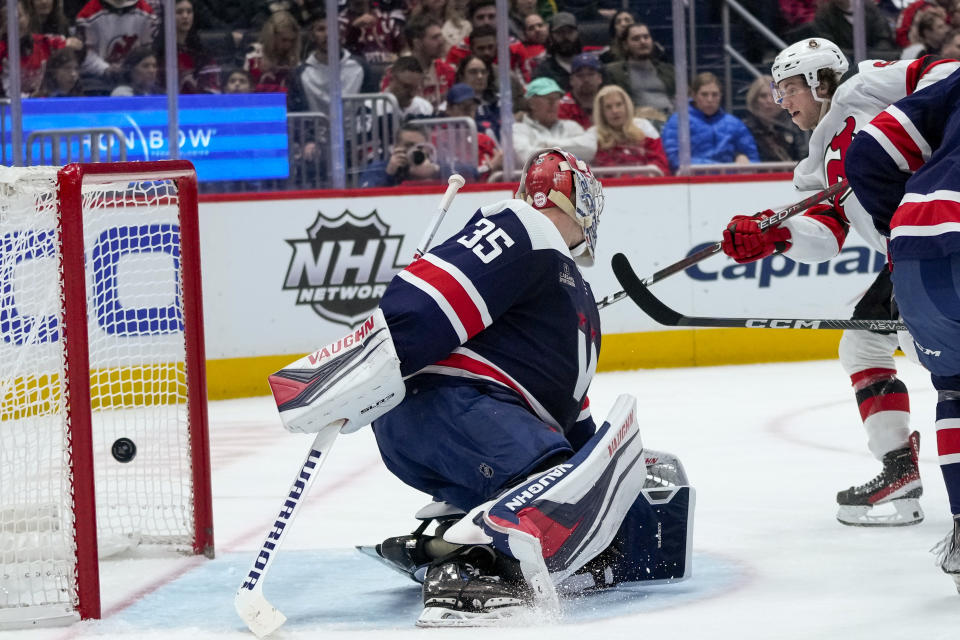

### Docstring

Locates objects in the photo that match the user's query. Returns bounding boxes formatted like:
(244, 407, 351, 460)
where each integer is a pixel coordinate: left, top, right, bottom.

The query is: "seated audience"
(901, 8, 952, 56)
(0, 0, 78, 96)
(512, 76, 595, 163)
(741, 75, 805, 162)
(75, 0, 156, 81)
(661, 72, 759, 170)
(35, 45, 83, 96)
(456, 53, 500, 138)
(445, 0, 496, 66)
(779, 0, 818, 31)
(531, 11, 582, 92)
(111, 45, 161, 95)
(605, 23, 675, 119)
(28, 0, 73, 37)
(222, 67, 252, 93)
(598, 10, 633, 63)
(165, 0, 220, 93)
(442, 0, 471, 51)
(289, 8, 365, 112)
(442, 82, 502, 179)
(589, 84, 669, 175)
(813, 0, 897, 58)
(384, 55, 434, 119)
(340, 0, 404, 65)
(895, 0, 953, 48)
(245, 10, 301, 92)
(942, 27, 960, 57)
(360, 122, 476, 187)
(557, 52, 603, 128)
(508, 0, 536, 41)
(380, 14, 455, 109)
(516, 12, 547, 81)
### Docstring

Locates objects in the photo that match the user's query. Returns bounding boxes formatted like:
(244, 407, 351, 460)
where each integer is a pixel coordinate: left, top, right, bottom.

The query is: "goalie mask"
(771, 38, 848, 104)
(515, 147, 604, 267)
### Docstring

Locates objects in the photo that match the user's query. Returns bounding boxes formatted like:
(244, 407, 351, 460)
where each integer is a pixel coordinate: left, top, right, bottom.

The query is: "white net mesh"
(0, 166, 197, 624)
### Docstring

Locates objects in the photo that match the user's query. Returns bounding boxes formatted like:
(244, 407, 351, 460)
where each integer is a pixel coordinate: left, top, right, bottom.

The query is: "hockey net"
(0, 162, 213, 628)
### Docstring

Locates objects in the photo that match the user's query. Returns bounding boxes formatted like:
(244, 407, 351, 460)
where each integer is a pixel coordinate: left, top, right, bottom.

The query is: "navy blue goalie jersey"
(379, 199, 600, 435)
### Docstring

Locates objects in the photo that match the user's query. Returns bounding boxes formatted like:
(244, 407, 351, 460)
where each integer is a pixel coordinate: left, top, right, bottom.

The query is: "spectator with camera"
(557, 52, 603, 129)
(513, 76, 595, 163)
(359, 122, 477, 187)
(605, 22, 675, 122)
(531, 11, 582, 92)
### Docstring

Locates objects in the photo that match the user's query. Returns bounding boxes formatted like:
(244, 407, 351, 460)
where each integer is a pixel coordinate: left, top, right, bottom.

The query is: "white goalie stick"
(611, 252, 907, 331)
(234, 174, 467, 638)
(595, 179, 850, 309)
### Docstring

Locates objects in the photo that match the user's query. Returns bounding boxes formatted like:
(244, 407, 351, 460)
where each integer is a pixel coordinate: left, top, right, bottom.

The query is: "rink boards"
(196, 175, 885, 398)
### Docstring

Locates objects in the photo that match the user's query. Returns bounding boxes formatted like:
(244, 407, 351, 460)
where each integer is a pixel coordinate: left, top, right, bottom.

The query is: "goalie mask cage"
(0, 161, 213, 628)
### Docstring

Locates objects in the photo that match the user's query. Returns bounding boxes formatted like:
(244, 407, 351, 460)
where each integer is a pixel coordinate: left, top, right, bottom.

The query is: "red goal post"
(0, 161, 213, 628)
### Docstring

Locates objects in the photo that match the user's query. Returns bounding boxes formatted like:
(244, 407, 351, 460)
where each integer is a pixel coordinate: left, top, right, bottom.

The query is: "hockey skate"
(933, 517, 960, 594)
(836, 431, 923, 527)
(416, 545, 534, 627)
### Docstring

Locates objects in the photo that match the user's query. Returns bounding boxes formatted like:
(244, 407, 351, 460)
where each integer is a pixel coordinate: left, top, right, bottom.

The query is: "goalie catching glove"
(267, 308, 406, 434)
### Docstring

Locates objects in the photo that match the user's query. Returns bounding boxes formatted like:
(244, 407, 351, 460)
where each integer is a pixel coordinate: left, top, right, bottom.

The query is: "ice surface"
(9, 359, 960, 640)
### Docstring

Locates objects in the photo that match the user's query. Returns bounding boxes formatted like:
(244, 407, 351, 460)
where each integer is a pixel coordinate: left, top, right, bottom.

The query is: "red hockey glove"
(721, 209, 793, 264)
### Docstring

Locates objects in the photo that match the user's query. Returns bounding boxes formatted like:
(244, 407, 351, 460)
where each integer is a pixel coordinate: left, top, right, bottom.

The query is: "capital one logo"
(282, 210, 405, 327)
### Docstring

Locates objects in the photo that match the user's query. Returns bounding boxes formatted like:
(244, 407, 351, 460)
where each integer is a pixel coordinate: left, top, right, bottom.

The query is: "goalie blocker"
(267, 309, 405, 434)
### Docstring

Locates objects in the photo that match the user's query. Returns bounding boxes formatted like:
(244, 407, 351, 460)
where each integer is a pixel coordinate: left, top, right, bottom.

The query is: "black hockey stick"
(596, 179, 850, 309)
(611, 252, 906, 331)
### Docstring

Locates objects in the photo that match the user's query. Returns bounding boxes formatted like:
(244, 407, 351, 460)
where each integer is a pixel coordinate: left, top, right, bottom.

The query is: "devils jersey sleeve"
(379, 199, 601, 435)
(846, 65, 960, 260)
(783, 56, 960, 262)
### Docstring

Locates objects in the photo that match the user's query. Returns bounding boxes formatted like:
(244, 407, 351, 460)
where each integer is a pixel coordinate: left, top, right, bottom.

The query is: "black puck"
(111, 438, 137, 463)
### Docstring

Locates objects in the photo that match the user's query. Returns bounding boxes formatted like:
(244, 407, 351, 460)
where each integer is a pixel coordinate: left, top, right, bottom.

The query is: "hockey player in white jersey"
(721, 39, 958, 526)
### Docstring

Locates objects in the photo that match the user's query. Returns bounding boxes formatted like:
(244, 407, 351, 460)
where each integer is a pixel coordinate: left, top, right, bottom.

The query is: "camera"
(406, 143, 435, 166)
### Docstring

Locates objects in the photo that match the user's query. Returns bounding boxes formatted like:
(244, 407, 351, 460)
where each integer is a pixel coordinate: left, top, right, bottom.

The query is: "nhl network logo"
(283, 210, 405, 327)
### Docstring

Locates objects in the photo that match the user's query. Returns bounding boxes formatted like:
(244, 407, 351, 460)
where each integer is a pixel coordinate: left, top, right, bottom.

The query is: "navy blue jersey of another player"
(379, 198, 600, 438)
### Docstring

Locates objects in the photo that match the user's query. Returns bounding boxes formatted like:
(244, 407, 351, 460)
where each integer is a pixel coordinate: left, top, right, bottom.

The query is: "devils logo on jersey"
(824, 115, 856, 220)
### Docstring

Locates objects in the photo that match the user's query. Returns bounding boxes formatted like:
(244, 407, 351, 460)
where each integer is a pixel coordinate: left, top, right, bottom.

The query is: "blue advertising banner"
(10, 93, 289, 182)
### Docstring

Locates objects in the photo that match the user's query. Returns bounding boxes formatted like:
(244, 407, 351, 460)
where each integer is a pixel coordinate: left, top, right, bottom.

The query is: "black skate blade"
(355, 545, 423, 583)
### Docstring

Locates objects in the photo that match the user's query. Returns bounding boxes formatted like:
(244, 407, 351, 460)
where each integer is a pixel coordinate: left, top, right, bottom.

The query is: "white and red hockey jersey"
(783, 56, 960, 262)
(75, 0, 157, 75)
(378, 199, 600, 438)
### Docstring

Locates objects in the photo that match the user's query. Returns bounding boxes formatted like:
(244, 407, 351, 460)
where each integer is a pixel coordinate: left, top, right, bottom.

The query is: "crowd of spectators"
(0, 0, 958, 187)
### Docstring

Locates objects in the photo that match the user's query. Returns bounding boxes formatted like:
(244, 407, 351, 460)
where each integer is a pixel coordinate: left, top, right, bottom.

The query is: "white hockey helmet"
(771, 38, 848, 103)
(515, 147, 604, 267)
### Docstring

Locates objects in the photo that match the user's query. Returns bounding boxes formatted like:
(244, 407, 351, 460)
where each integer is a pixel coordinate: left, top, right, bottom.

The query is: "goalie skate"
(836, 431, 923, 527)
(933, 517, 960, 594)
(416, 545, 534, 628)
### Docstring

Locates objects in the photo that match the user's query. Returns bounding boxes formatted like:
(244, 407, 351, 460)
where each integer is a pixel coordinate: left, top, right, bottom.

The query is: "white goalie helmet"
(515, 147, 604, 267)
(771, 38, 848, 103)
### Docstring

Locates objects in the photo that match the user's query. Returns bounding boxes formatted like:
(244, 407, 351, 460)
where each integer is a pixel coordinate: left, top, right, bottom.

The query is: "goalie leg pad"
(268, 308, 405, 434)
(445, 394, 647, 609)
